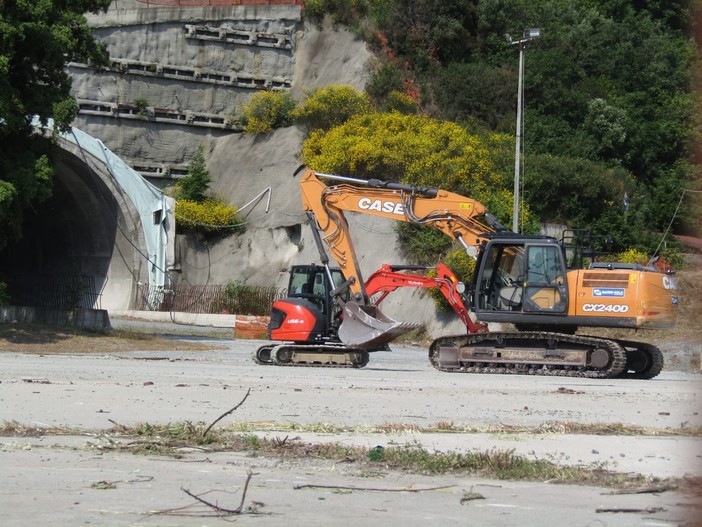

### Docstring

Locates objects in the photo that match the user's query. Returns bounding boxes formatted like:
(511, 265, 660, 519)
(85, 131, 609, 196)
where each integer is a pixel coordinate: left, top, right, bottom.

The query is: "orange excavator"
(256, 169, 676, 379)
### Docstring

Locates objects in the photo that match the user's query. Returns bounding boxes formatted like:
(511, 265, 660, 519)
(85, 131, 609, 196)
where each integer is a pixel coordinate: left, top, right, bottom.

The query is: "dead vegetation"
(0, 323, 222, 354)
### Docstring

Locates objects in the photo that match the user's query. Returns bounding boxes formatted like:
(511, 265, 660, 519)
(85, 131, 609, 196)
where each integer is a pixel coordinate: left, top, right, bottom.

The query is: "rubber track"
(253, 344, 369, 368)
(428, 331, 628, 378)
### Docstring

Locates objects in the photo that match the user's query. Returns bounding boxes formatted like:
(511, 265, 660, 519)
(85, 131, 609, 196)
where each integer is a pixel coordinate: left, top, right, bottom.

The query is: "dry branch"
(202, 387, 251, 437)
(602, 484, 677, 495)
(294, 483, 455, 492)
(596, 507, 666, 514)
(180, 470, 254, 514)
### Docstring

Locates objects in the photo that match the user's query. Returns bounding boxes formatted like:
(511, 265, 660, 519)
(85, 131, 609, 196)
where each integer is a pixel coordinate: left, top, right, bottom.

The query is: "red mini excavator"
(253, 261, 475, 367)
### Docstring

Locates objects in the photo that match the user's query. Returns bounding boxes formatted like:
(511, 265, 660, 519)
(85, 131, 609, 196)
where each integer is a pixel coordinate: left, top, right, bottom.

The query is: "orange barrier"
(134, 0, 301, 6)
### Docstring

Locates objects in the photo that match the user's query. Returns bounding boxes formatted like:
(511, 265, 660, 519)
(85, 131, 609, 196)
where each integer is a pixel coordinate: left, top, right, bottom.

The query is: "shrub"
(175, 199, 244, 235)
(597, 247, 683, 271)
(219, 280, 281, 316)
(302, 0, 374, 26)
(381, 90, 419, 114)
(134, 98, 149, 117)
(396, 223, 452, 264)
(605, 248, 650, 265)
(241, 90, 297, 134)
(301, 0, 325, 19)
(366, 63, 405, 106)
(293, 84, 374, 131)
(0, 281, 11, 306)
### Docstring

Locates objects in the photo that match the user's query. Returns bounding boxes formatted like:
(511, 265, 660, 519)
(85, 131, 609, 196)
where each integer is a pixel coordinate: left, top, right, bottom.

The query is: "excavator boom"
(300, 169, 502, 347)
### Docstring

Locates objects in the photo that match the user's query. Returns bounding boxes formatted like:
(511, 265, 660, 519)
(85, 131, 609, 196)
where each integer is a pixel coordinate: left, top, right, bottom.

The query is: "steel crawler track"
(253, 343, 370, 368)
(428, 331, 638, 378)
(253, 333, 663, 378)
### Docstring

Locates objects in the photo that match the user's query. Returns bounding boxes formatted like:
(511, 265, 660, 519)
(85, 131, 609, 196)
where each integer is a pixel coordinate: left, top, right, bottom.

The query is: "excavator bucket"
(338, 301, 421, 348)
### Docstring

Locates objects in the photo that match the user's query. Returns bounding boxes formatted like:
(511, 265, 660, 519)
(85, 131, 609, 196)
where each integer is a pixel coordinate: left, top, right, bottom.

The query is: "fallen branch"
(596, 507, 666, 514)
(202, 387, 251, 437)
(180, 469, 256, 515)
(107, 418, 128, 431)
(603, 484, 677, 495)
(460, 487, 486, 504)
(294, 483, 455, 493)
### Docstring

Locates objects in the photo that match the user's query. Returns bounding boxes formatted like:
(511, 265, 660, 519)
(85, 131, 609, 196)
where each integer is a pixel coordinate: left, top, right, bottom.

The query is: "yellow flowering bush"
(241, 90, 297, 134)
(302, 112, 520, 219)
(382, 90, 419, 114)
(176, 199, 243, 234)
(609, 248, 649, 264)
(293, 84, 374, 131)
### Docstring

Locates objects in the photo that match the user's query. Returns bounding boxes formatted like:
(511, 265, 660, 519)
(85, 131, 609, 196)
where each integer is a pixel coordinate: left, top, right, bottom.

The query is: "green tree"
(0, 0, 111, 251)
(178, 146, 211, 203)
(381, 0, 480, 71)
(432, 62, 516, 129)
(474, 0, 696, 237)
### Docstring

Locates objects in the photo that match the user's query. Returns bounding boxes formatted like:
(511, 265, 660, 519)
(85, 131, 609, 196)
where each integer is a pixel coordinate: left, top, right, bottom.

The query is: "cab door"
(472, 240, 568, 317)
(522, 244, 568, 313)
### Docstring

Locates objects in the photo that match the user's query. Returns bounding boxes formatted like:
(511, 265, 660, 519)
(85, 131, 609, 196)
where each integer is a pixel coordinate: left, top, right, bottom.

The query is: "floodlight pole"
(509, 28, 541, 233)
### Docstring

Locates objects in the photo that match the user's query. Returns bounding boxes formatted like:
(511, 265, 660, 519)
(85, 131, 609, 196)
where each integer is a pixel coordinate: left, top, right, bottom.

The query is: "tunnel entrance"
(0, 135, 151, 311)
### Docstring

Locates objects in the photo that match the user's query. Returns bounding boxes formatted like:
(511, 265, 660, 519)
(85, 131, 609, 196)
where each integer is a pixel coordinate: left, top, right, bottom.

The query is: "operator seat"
(498, 285, 522, 310)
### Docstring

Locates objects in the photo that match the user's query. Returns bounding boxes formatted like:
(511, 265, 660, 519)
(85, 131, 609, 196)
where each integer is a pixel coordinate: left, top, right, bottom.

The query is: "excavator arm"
(299, 168, 500, 346)
(364, 263, 487, 334)
(300, 169, 502, 302)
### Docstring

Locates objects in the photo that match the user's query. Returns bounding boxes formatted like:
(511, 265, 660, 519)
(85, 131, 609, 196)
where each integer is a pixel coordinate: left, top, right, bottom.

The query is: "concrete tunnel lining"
(0, 126, 172, 311)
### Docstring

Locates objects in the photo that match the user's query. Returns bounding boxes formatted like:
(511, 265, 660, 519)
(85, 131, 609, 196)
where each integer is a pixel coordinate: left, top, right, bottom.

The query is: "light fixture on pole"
(508, 28, 541, 233)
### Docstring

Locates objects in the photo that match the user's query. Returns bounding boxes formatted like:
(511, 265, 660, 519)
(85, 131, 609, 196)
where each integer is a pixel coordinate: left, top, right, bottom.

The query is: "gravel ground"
(1, 323, 701, 526)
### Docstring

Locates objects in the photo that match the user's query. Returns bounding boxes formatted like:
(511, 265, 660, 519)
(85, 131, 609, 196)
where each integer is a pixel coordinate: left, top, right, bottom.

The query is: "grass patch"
(225, 420, 702, 438)
(3, 419, 701, 492)
(4, 419, 699, 440)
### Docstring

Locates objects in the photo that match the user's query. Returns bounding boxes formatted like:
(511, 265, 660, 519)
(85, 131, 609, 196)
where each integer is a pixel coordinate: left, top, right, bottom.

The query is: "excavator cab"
(472, 237, 569, 327)
(268, 265, 346, 343)
(288, 265, 344, 318)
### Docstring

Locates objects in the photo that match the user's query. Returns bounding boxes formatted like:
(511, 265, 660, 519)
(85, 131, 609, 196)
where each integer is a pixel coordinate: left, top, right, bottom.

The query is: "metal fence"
(0, 274, 99, 309)
(134, 282, 286, 316)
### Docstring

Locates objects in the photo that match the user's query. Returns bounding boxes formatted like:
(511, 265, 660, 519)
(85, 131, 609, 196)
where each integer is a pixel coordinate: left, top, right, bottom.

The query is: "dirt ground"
(1, 335, 701, 527)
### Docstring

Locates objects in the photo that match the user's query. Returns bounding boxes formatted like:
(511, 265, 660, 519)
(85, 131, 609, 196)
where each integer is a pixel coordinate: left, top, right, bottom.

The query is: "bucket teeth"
(338, 301, 420, 348)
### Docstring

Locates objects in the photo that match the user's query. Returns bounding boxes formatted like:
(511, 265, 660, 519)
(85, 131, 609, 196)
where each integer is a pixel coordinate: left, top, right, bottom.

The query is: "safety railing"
(134, 0, 301, 6)
(134, 282, 286, 316)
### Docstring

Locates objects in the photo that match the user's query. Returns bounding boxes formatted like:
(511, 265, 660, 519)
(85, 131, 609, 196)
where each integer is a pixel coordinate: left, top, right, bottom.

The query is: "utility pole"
(508, 28, 541, 233)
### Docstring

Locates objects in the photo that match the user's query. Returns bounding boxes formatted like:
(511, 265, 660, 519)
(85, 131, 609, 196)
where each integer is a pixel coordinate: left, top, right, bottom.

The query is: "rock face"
(71, 2, 468, 337)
